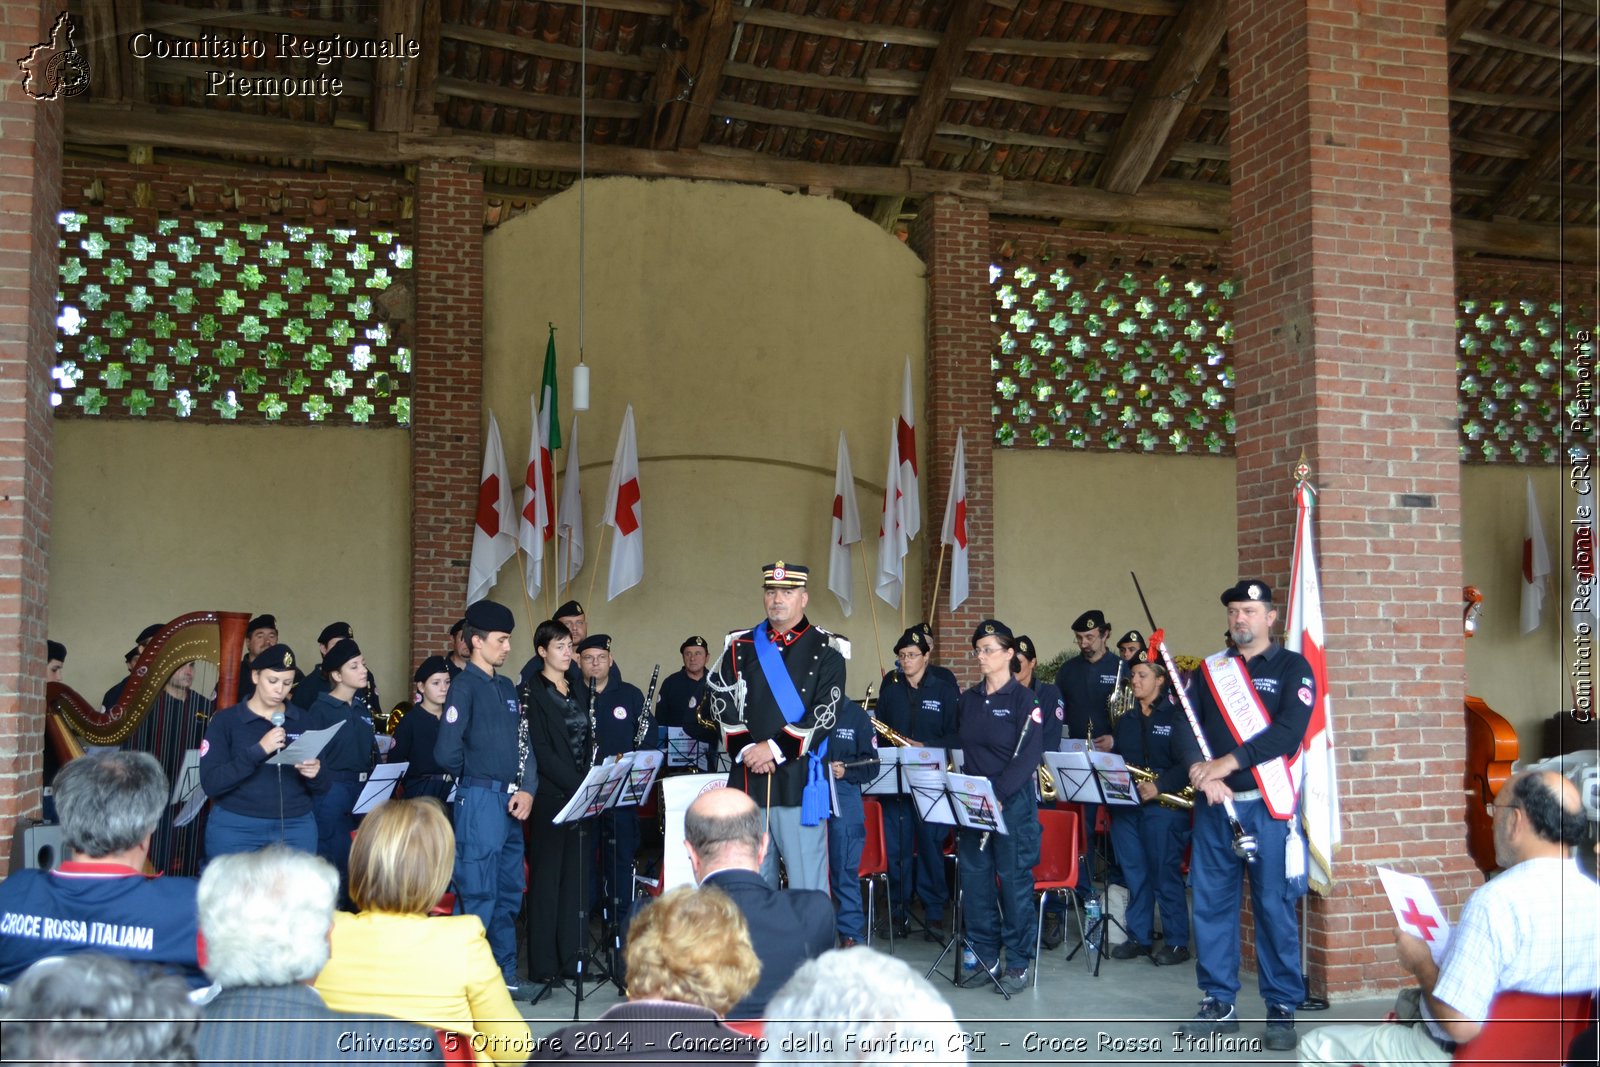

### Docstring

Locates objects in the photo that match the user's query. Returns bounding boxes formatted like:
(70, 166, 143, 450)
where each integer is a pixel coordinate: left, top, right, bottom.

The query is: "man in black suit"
(685, 786, 835, 1020)
(194, 847, 441, 1067)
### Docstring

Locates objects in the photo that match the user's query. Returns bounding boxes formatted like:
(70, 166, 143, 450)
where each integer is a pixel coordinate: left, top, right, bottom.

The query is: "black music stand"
(1048, 749, 1137, 975)
(598, 751, 664, 996)
(908, 766, 1013, 1000)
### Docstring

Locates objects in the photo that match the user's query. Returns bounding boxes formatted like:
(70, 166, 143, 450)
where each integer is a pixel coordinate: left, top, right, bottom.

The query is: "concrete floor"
(513, 921, 1395, 1066)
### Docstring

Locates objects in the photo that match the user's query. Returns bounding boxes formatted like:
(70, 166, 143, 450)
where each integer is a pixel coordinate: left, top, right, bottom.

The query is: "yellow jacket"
(316, 911, 533, 1066)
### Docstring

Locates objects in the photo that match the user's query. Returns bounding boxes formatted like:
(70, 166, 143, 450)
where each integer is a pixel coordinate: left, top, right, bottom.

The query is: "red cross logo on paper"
(476, 474, 502, 537)
(1399, 897, 1440, 941)
(614, 477, 641, 535)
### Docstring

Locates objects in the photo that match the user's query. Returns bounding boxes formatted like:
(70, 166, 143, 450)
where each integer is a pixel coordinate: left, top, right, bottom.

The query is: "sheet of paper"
(1088, 750, 1140, 806)
(617, 750, 664, 807)
(173, 783, 207, 827)
(353, 762, 407, 814)
(665, 727, 705, 769)
(946, 773, 1006, 835)
(1376, 866, 1452, 962)
(1048, 749, 1102, 804)
(170, 749, 201, 806)
(267, 721, 344, 765)
(906, 764, 957, 825)
(863, 747, 903, 796)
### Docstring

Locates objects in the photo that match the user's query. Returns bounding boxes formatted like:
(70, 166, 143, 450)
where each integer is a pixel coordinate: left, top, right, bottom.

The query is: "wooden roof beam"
(1095, 0, 1226, 195)
(893, 0, 990, 166)
(675, 0, 736, 149)
(1446, 0, 1491, 47)
(372, 0, 421, 132)
(1489, 72, 1599, 217)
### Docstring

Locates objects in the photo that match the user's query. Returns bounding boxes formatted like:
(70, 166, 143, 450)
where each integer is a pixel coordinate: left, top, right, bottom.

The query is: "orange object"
(1451, 990, 1593, 1066)
(1463, 695, 1519, 876)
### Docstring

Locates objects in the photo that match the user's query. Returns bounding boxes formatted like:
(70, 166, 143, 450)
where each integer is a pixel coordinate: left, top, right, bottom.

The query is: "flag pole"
(929, 542, 947, 626)
(587, 521, 609, 606)
(857, 540, 885, 677)
(513, 551, 539, 636)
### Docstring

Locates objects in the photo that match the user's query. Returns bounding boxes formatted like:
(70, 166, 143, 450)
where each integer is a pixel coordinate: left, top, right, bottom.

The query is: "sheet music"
(617, 750, 664, 807)
(664, 727, 705, 769)
(906, 764, 957, 825)
(552, 758, 633, 824)
(947, 773, 1006, 835)
(267, 721, 343, 765)
(353, 762, 407, 814)
(1088, 751, 1140, 806)
(1047, 749, 1102, 804)
(1376, 866, 1452, 962)
(170, 749, 201, 806)
(863, 747, 903, 796)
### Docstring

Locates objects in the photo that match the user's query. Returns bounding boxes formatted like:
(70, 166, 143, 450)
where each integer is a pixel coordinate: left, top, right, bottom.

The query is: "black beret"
(323, 638, 362, 674)
(761, 561, 809, 588)
(124, 646, 141, 663)
(894, 627, 930, 654)
(1015, 635, 1038, 660)
(252, 644, 297, 673)
(1219, 580, 1273, 606)
(246, 614, 277, 635)
(47, 640, 66, 662)
(912, 621, 936, 640)
(317, 621, 354, 645)
(448, 618, 466, 637)
(1070, 610, 1108, 634)
(576, 634, 612, 654)
(136, 623, 164, 645)
(1117, 629, 1146, 647)
(971, 619, 1014, 647)
(680, 636, 708, 652)
(414, 655, 451, 683)
(465, 599, 515, 634)
(554, 600, 585, 620)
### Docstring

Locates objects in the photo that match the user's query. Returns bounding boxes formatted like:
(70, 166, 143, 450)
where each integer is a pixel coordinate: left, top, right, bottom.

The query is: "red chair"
(1031, 807, 1084, 987)
(1450, 990, 1593, 1067)
(857, 799, 891, 948)
(437, 1030, 474, 1066)
(724, 1018, 764, 1040)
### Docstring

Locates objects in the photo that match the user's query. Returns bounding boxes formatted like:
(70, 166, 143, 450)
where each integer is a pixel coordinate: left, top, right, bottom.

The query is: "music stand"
(603, 750, 665, 992)
(539, 756, 636, 1017)
(1047, 748, 1137, 974)
(907, 765, 1013, 1000)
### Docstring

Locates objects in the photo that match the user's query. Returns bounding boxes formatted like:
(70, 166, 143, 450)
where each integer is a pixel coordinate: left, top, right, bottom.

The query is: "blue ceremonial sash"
(751, 621, 831, 826)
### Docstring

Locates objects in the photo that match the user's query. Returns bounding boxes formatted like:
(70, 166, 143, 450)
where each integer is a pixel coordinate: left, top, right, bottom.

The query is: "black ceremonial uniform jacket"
(705, 616, 846, 807)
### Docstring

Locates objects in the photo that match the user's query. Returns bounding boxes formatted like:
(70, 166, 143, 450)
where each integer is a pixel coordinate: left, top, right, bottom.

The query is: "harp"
(45, 611, 250, 763)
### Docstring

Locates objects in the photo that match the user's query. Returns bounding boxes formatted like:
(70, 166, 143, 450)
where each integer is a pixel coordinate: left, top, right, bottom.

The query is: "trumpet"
(870, 715, 914, 748)
(1127, 764, 1195, 811)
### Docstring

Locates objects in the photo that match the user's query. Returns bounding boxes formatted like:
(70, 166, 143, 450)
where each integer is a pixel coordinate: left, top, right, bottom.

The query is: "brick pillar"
(908, 195, 994, 688)
(1229, 0, 1473, 997)
(0, 1, 64, 866)
(410, 161, 483, 668)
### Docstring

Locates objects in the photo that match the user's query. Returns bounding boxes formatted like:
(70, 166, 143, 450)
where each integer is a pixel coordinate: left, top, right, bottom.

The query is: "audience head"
(54, 751, 166, 859)
(684, 787, 766, 878)
(1, 952, 198, 1066)
(197, 847, 339, 988)
(625, 886, 760, 1016)
(760, 948, 966, 1065)
(1498, 770, 1589, 866)
(349, 798, 454, 915)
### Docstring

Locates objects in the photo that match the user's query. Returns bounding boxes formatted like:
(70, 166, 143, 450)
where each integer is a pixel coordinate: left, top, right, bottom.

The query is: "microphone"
(270, 710, 285, 728)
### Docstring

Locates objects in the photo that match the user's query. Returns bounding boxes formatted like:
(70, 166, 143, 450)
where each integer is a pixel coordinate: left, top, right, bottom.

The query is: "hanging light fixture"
(571, 0, 592, 412)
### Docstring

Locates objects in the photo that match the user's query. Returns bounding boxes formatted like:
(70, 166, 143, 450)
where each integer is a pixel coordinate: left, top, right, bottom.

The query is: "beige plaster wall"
(994, 449, 1239, 664)
(49, 421, 411, 709)
(482, 177, 928, 693)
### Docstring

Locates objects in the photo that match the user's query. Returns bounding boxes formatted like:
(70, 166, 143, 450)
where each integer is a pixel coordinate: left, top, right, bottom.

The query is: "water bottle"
(1084, 895, 1102, 953)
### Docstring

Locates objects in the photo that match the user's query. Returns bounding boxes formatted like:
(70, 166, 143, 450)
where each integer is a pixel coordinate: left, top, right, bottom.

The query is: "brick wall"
(0, 0, 65, 868)
(908, 194, 994, 688)
(1229, 0, 1476, 997)
(409, 161, 484, 668)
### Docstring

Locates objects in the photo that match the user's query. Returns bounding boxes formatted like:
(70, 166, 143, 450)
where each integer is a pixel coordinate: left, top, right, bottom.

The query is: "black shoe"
(1264, 1003, 1298, 1050)
(923, 920, 946, 943)
(1152, 944, 1191, 966)
(1181, 997, 1239, 1037)
(994, 965, 1029, 993)
(1040, 912, 1065, 949)
(1108, 940, 1150, 960)
(892, 918, 911, 939)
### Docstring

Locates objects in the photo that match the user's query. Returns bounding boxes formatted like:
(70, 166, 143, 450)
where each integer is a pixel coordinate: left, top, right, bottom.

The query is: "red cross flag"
(602, 404, 643, 601)
(875, 419, 908, 610)
(828, 431, 863, 616)
(517, 392, 554, 598)
(1521, 475, 1552, 635)
(468, 411, 517, 606)
(1286, 476, 1340, 893)
(897, 358, 922, 541)
(939, 428, 970, 612)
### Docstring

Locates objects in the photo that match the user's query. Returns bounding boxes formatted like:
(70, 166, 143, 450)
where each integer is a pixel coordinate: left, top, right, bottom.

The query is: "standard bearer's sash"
(1200, 651, 1300, 820)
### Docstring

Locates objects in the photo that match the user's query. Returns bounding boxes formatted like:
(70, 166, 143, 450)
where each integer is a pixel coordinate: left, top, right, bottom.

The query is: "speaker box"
(9, 820, 70, 874)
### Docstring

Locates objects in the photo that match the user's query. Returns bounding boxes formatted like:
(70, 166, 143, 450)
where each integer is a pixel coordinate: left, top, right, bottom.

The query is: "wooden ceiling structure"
(62, 0, 1598, 262)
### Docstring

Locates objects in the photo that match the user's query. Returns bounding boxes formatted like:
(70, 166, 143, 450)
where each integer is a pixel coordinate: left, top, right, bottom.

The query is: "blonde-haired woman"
(315, 798, 532, 1066)
(532, 886, 762, 1062)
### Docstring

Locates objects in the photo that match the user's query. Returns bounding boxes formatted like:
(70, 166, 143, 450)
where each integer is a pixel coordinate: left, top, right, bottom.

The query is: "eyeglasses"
(973, 645, 1006, 658)
(1486, 799, 1521, 819)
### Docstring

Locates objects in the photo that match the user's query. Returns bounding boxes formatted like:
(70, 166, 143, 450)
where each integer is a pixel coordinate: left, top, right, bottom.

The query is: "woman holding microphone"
(199, 644, 326, 859)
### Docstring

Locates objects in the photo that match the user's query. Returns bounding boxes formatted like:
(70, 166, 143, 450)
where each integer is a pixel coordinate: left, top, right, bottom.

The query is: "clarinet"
(634, 663, 662, 749)
(587, 676, 600, 767)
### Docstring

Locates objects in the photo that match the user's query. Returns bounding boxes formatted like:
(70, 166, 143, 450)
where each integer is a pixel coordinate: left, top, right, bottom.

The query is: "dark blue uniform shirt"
(591, 677, 646, 759)
(1186, 642, 1316, 793)
(199, 701, 327, 818)
(1054, 653, 1123, 741)
(1025, 677, 1067, 754)
(308, 690, 376, 778)
(392, 704, 447, 779)
(1111, 694, 1202, 794)
(829, 699, 879, 789)
(434, 662, 531, 789)
(876, 669, 961, 749)
(957, 677, 1043, 804)
(656, 669, 708, 730)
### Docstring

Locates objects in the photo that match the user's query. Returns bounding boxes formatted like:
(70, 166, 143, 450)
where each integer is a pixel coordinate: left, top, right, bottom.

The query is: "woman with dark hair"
(304, 638, 377, 889)
(392, 655, 454, 803)
(1108, 648, 1200, 965)
(956, 619, 1042, 994)
(519, 618, 590, 984)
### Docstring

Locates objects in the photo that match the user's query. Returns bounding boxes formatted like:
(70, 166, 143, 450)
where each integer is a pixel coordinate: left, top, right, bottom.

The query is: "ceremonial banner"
(517, 392, 551, 598)
(828, 431, 863, 616)
(1287, 478, 1342, 894)
(898, 358, 921, 540)
(603, 404, 644, 600)
(557, 415, 584, 592)
(1522, 475, 1552, 634)
(875, 420, 908, 609)
(467, 412, 517, 605)
(939, 428, 970, 612)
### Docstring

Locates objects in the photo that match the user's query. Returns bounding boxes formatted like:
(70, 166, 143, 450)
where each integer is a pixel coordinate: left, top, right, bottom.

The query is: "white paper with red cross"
(1377, 866, 1452, 963)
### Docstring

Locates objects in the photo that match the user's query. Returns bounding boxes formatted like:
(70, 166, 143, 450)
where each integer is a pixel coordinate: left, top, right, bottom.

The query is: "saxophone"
(1127, 764, 1195, 810)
